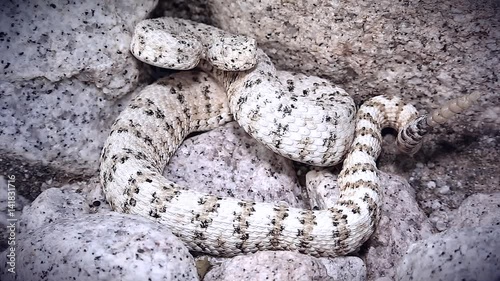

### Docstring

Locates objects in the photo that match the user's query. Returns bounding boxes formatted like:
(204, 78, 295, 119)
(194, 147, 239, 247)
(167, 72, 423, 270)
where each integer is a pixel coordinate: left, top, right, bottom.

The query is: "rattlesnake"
(99, 17, 479, 257)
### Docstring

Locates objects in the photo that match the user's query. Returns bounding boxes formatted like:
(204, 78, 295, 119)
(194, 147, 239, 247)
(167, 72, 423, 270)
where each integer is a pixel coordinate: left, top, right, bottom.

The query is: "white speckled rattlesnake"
(99, 17, 479, 257)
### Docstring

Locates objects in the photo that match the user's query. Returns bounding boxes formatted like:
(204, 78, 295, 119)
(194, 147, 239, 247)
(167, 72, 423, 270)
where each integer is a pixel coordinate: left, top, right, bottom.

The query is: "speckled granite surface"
(0, 0, 158, 195)
(0, 184, 198, 281)
(0, 0, 153, 96)
(203, 251, 366, 281)
(395, 226, 500, 281)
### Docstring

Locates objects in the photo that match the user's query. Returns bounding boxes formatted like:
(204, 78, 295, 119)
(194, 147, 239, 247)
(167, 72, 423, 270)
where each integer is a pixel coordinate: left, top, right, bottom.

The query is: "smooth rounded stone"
(395, 226, 500, 281)
(427, 192, 500, 233)
(203, 251, 365, 281)
(449, 192, 500, 228)
(305, 170, 433, 280)
(163, 121, 305, 208)
(0, 212, 198, 281)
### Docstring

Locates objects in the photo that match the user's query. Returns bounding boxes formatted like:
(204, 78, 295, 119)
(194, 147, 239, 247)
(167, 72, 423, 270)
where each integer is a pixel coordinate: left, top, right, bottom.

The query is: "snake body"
(99, 17, 479, 257)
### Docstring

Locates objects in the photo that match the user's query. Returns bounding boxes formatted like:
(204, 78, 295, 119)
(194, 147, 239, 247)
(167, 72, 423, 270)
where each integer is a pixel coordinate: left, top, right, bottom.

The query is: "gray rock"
(0, 0, 153, 95)
(0, 212, 198, 281)
(395, 193, 500, 281)
(364, 173, 434, 280)
(395, 226, 500, 281)
(0, 0, 157, 178)
(203, 251, 366, 281)
(164, 121, 304, 207)
(320, 257, 367, 281)
(450, 192, 500, 229)
(407, 134, 500, 220)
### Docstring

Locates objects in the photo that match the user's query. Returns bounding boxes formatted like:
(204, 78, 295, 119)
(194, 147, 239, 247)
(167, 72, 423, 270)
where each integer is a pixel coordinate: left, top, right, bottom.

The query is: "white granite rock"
(164, 121, 304, 207)
(203, 251, 366, 281)
(0, 0, 157, 176)
(395, 226, 500, 281)
(0, 212, 198, 281)
(0, 184, 197, 281)
(0, 79, 129, 176)
(320, 257, 366, 281)
(0, 0, 153, 95)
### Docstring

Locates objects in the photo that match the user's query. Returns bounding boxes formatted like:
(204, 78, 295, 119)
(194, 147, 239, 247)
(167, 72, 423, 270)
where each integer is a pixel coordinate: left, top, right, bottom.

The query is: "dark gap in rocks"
(0, 152, 88, 201)
(159, 0, 214, 26)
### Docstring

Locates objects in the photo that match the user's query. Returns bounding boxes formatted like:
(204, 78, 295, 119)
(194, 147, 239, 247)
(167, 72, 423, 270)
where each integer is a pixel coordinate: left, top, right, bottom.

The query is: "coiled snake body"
(99, 17, 479, 257)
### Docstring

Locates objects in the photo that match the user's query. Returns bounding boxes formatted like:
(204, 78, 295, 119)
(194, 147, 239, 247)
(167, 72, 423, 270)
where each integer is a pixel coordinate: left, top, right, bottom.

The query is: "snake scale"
(99, 17, 480, 257)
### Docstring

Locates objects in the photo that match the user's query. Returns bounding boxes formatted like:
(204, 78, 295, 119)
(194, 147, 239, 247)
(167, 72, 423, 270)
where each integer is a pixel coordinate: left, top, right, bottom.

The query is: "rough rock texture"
(1, 213, 198, 281)
(0, 0, 152, 94)
(405, 133, 500, 223)
(395, 226, 500, 281)
(15, 181, 103, 234)
(203, 251, 366, 281)
(164, 121, 304, 207)
(320, 257, 366, 281)
(0, 0, 158, 185)
(449, 192, 500, 229)
(394, 192, 500, 281)
(425, 191, 500, 232)
(363, 173, 433, 280)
